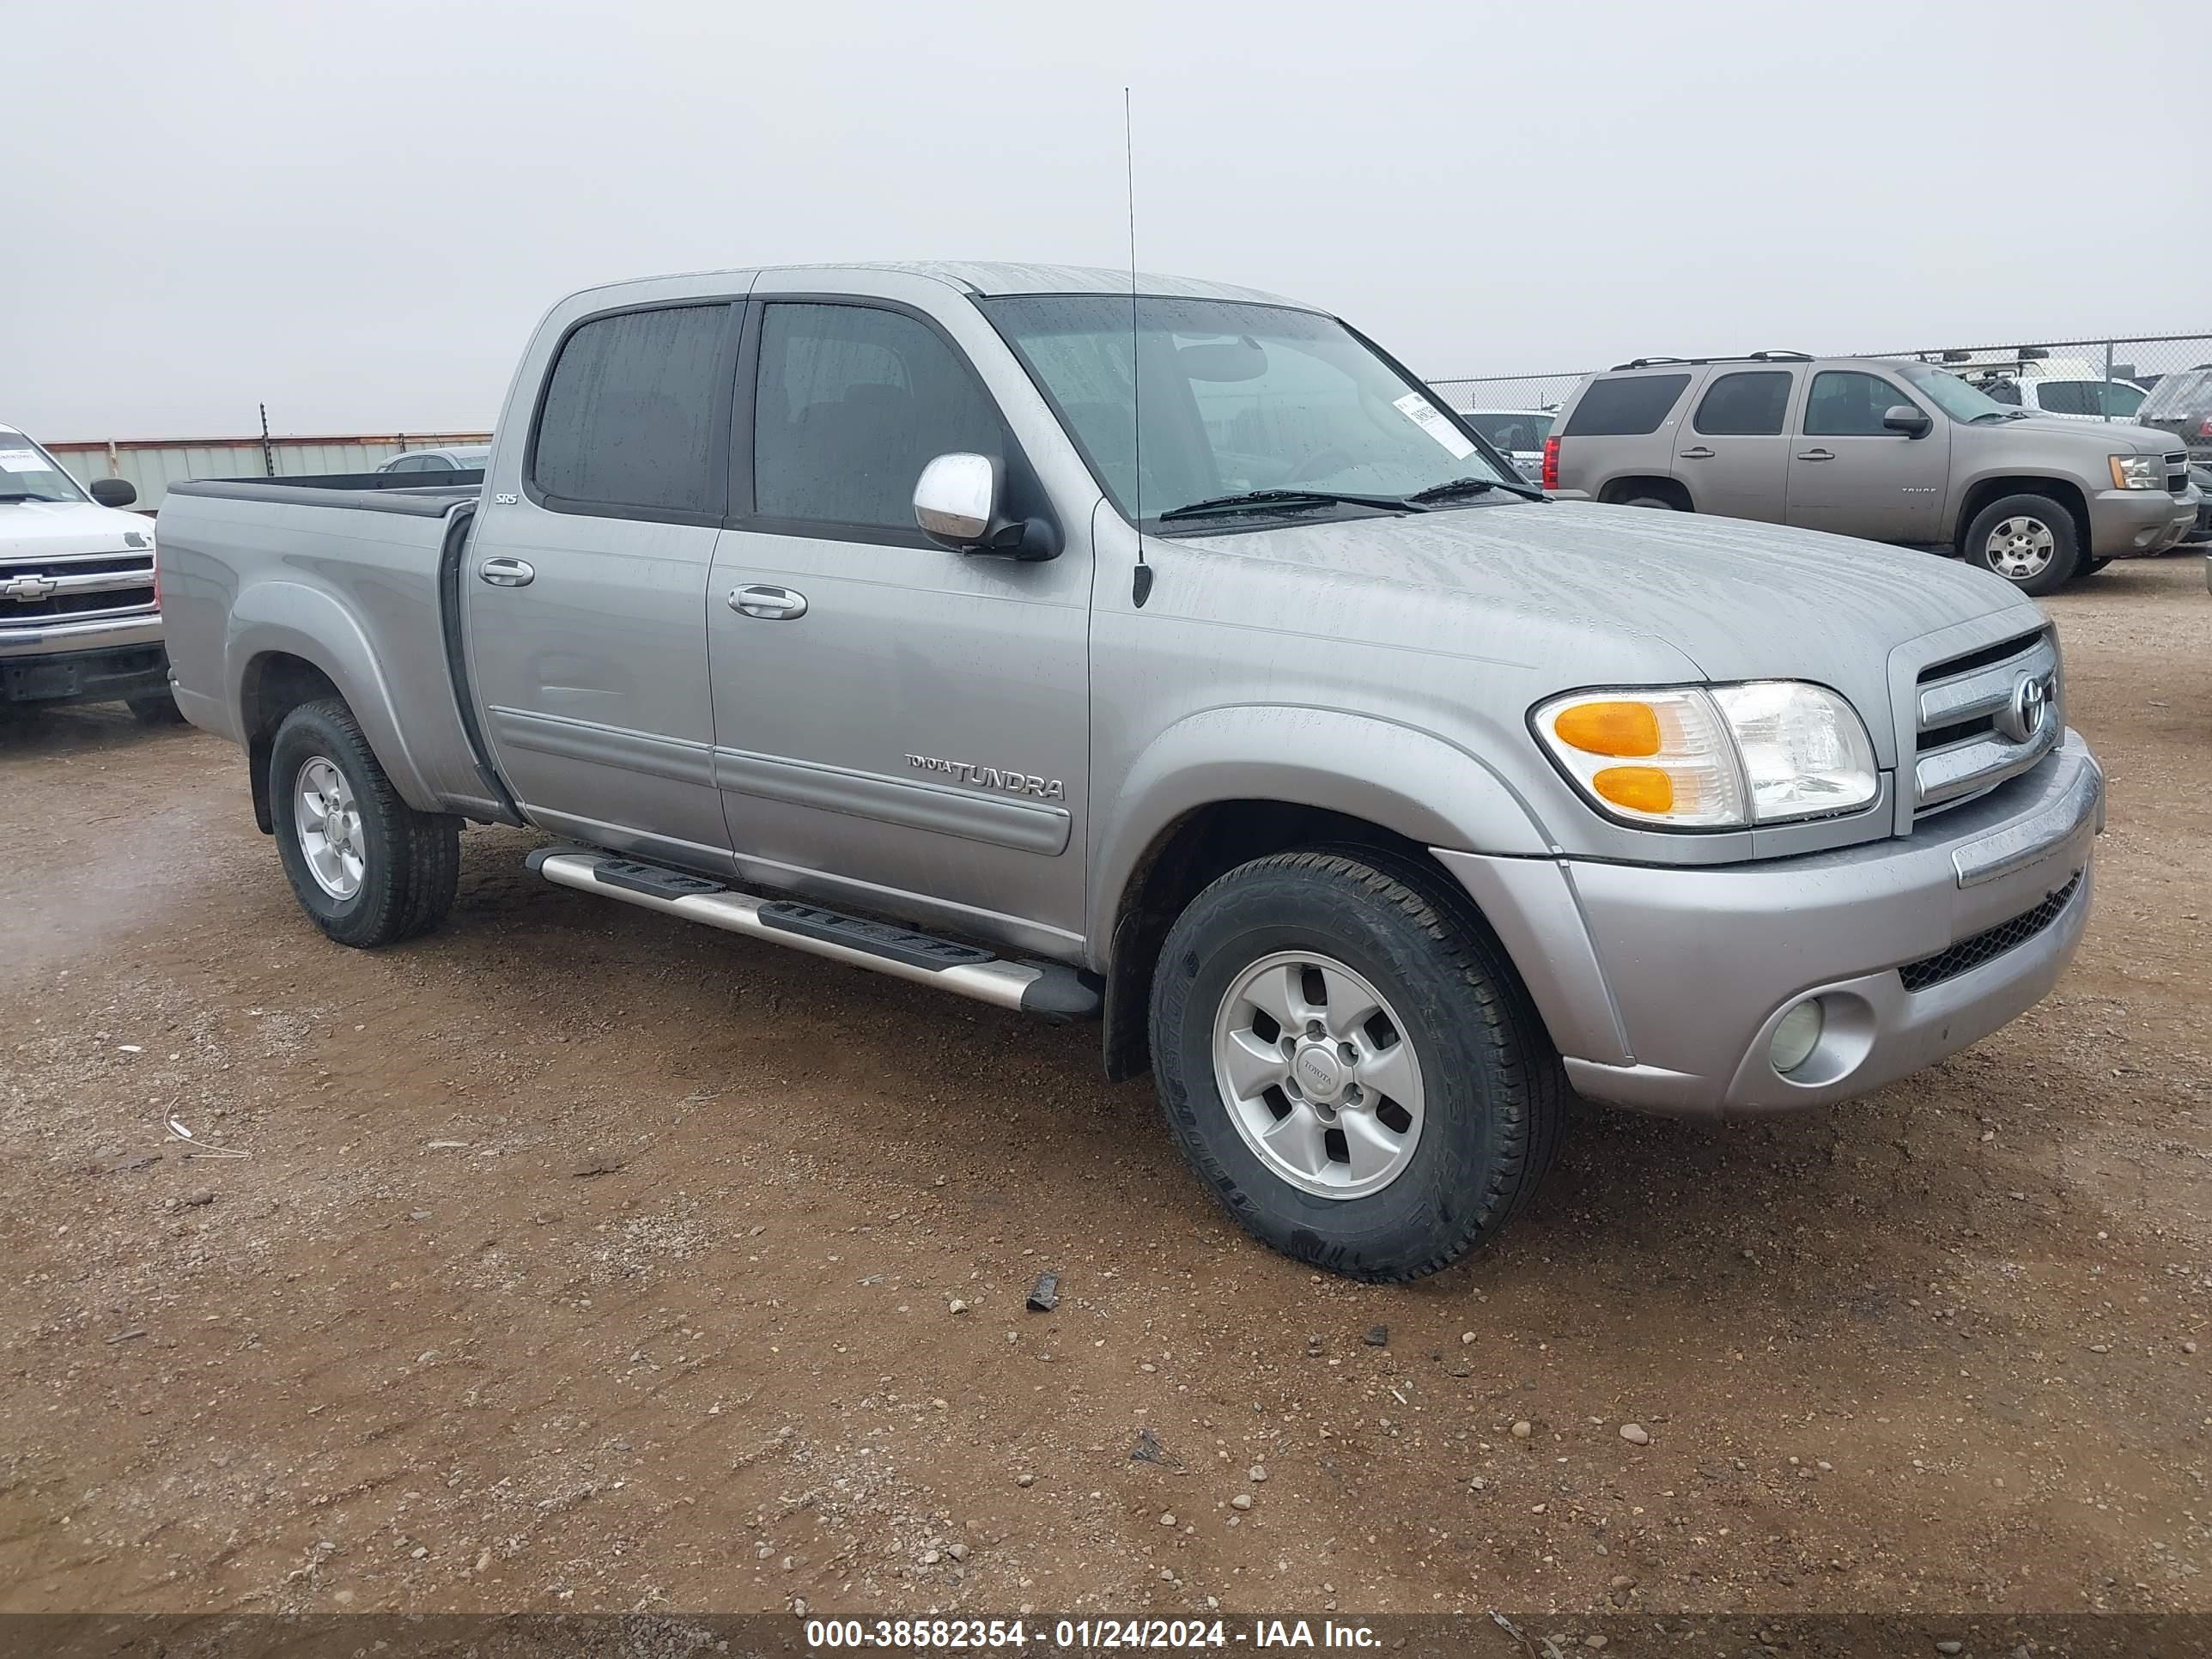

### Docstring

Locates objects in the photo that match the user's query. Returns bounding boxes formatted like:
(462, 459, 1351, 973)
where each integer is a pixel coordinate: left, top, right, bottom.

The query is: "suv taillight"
(2198, 416, 2212, 438)
(1540, 434, 1560, 491)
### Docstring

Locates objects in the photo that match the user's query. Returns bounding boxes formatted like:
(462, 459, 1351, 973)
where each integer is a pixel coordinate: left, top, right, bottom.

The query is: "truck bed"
(157, 472, 513, 823)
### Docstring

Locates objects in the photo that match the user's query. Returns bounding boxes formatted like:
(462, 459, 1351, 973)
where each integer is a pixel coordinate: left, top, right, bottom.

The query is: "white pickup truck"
(0, 422, 174, 720)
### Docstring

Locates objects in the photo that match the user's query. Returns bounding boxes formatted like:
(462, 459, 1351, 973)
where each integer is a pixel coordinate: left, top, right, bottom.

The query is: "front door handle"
(1678, 446, 1716, 459)
(730, 584, 808, 621)
(477, 556, 535, 586)
(1795, 448, 1836, 462)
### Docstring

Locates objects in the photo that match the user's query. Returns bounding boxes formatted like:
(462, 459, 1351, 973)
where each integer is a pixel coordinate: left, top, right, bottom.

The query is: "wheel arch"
(1598, 475, 1695, 511)
(1091, 711, 1553, 1082)
(227, 582, 441, 828)
(1952, 475, 2089, 556)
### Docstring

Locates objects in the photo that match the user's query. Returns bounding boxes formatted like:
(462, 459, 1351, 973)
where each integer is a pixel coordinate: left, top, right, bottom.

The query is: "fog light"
(1770, 1000, 1824, 1075)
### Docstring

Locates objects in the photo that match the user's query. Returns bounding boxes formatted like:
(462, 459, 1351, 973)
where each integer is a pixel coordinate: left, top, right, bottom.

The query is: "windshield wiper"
(1403, 475, 1545, 505)
(1157, 488, 1424, 523)
(0, 491, 67, 504)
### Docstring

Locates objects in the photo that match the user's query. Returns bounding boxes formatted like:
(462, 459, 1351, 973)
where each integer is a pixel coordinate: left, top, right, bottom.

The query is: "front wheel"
(1149, 850, 1562, 1282)
(268, 697, 459, 948)
(1964, 493, 2079, 595)
(2073, 556, 2113, 580)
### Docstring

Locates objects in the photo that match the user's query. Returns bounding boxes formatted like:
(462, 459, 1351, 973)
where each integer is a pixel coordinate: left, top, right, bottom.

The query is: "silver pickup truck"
(156, 263, 2105, 1281)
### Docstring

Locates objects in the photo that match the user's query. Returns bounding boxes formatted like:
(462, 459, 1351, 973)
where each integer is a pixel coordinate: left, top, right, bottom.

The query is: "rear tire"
(268, 697, 459, 948)
(1964, 493, 2079, 595)
(1620, 493, 1686, 511)
(1148, 849, 1562, 1282)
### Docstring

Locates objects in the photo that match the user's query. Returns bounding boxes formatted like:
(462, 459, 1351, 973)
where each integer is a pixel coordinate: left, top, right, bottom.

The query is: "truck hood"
(1983, 415, 2177, 453)
(1168, 500, 2040, 763)
(0, 498, 155, 556)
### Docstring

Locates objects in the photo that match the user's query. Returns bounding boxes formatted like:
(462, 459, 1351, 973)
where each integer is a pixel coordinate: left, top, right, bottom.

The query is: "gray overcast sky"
(10, 0, 2205, 437)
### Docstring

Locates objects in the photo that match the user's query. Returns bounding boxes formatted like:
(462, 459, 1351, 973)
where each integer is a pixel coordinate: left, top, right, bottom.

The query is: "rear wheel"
(1149, 850, 1562, 1282)
(268, 697, 459, 948)
(1964, 493, 2079, 595)
(1620, 493, 1686, 511)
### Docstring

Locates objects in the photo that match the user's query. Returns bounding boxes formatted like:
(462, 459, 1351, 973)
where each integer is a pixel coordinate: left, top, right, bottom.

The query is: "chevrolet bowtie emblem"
(4, 574, 60, 604)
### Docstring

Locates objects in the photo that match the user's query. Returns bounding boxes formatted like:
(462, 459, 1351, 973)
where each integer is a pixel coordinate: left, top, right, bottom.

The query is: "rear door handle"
(1795, 448, 1835, 462)
(477, 556, 535, 586)
(730, 584, 808, 620)
(1678, 446, 1716, 459)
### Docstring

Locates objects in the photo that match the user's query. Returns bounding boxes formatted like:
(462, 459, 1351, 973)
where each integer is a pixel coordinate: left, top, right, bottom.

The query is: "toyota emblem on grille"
(4, 574, 59, 604)
(1998, 672, 2051, 744)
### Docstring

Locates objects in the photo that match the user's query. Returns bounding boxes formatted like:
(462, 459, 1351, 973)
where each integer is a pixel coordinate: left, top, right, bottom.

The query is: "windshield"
(1894, 363, 2012, 423)
(980, 295, 1516, 526)
(1462, 411, 1553, 451)
(2142, 368, 2212, 419)
(0, 429, 89, 503)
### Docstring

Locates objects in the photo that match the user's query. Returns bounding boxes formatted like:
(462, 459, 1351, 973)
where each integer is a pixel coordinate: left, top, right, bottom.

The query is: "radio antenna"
(1125, 87, 1152, 607)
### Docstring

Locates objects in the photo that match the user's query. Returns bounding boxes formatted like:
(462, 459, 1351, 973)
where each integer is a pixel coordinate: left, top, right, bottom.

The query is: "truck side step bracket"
(526, 845, 1100, 1022)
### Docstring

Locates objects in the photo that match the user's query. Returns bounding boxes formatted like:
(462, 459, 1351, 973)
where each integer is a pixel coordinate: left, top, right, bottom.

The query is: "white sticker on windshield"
(0, 449, 45, 473)
(1393, 392, 1476, 460)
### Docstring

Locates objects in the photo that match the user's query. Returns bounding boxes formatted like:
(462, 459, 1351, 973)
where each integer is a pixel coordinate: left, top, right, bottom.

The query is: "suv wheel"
(269, 697, 460, 948)
(1964, 493, 2079, 594)
(1149, 850, 1562, 1282)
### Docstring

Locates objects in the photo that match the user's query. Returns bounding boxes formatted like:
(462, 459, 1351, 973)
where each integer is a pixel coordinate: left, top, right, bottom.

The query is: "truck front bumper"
(2088, 484, 2199, 557)
(0, 631, 172, 708)
(1436, 732, 2102, 1119)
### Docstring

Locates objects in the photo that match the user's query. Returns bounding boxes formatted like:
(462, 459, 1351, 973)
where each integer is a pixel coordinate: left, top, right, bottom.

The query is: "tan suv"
(1547, 353, 2199, 594)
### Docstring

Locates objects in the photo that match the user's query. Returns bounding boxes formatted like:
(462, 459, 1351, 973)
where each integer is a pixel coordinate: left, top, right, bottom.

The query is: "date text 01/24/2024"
(802, 1618, 1380, 1650)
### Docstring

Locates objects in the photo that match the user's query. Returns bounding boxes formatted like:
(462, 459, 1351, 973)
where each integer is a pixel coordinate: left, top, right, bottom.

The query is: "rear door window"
(1802, 370, 1913, 437)
(1692, 371, 1794, 436)
(532, 303, 732, 520)
(1562, 374, 1692, 436)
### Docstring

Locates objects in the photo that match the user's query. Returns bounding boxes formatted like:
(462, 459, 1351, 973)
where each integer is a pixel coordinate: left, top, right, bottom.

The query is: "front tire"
(268, 697, 459, 948)
(1149, 850, 1562, 1282)
(1964, 493, 2079, 594)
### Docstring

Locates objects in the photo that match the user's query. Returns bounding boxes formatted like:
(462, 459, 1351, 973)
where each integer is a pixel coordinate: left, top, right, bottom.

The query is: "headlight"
(2109, 453, 2163, 489)
(1534, 682, 1878, 830)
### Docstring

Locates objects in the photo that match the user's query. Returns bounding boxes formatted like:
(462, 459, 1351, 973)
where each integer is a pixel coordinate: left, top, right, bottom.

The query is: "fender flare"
(1089, 704, 1553, 951)
(225, 581, 441, 811)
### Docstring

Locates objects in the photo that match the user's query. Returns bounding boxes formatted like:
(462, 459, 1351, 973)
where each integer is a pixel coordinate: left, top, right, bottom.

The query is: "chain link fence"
(1429, 333, 2212, 428)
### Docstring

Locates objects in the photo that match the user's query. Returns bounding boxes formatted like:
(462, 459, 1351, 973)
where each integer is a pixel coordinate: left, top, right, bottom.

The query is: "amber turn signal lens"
(1553, 701, 1662, 757)
(1592, 766, 1674, 814)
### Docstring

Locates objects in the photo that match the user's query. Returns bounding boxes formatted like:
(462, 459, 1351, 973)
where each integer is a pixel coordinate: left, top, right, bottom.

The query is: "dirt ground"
(2, 557, 2207, 1626)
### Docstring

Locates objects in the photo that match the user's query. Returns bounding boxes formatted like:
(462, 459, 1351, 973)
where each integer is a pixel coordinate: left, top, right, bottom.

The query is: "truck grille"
(1898, 871, 2081, 992)
(1911, 628, 2061, 816)
(0, 549, 156, 625)
(2166, 451, 2191, 495)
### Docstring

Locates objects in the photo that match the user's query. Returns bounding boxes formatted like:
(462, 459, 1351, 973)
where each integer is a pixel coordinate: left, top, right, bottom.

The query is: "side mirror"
(89, 477, 138, 508)
(1881, 404, 1932, 439)
(913, 452, 1060, 561)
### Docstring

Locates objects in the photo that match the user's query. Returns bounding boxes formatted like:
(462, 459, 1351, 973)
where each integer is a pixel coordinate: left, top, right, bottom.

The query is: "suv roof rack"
(1609, 350, 1813, 371)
